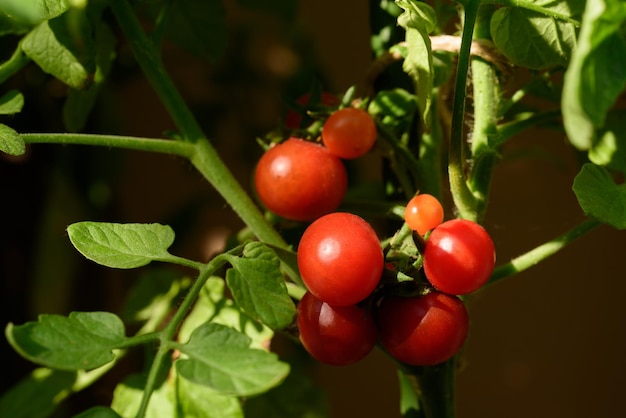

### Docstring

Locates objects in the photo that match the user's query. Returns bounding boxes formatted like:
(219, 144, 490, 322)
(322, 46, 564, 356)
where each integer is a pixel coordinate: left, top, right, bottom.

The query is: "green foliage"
(0, 368, 77, 418)
(110, 372, 244, 418)
(562, 0, 626, 150)
(1, 0, 625, 417)
(573, 163, 626, 229)
(224, 242, 297, 330)
(0, 90, 24, 114)
(6, 311, 127, 370)
(67, 222, 181, 269)
(0, 123, 25, 155)
(21, 12, 95, 88)
(0, 0, 69, 26)
(173, 323, 290, 396)
(395, 0, 436, 128)
(74, 406, 123, 418)
(490, 6, 578, 69)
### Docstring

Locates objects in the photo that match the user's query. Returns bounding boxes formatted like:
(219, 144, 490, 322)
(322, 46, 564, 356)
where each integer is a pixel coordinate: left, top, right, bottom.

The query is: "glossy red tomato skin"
(297, 212, 384, 306)
(321, 108, 377, 159)
(404, 194, 445, 235)
(423, 219, 496, 295)
(377, 291, 469, 366)
(254, 138, 347, 222)
(297, 291, 377, 366)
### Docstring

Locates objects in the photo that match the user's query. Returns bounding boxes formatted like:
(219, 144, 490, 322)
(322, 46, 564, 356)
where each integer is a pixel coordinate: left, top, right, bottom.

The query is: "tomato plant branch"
(467, 4, 499, 222)
(21, 133, 196, 157)
(495, 109, 562, 145)
(108, 0, 289, 251)
(399, 359, 457, 418)
(488, 218, 601, 285)
(133, 253, 233, 418)
(448, 0, 482, 221)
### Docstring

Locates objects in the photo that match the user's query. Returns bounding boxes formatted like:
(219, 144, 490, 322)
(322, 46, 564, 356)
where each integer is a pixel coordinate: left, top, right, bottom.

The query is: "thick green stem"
(488, 218, 601, 284)
(400, 359, 457, 418)
(107, 0, 288, 249)
(448, 0, 482, 220)
(468, 4, 499, 222)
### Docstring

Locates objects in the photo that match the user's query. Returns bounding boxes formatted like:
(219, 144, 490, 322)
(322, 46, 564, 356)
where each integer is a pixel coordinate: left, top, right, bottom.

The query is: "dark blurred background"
(2, 1, 626, 417)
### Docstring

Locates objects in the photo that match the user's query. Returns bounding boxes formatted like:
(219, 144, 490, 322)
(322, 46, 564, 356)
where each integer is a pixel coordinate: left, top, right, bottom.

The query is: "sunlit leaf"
(0, 123, 25, 156)
(21, 12, 95, 88)
(6, 312, 127, 370)
(67, 222, 176, 269)
(175, 323, 289, 396)
(562, 0, 626, 150)
(395, 0, 437, 128)
(224, 242, 296, 330)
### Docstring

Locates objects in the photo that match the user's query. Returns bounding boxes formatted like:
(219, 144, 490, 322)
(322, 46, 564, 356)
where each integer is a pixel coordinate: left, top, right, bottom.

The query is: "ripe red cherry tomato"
(254, 138, 347, 222)
(423, 219, 495, 295)
(321, 108, 377, 159)
(297, 291, 377, 366)
(285, 92, 340, 129)
(377, 291, 469, 366)
(404, 194, 444, 235)
(297, 212, 383, 306)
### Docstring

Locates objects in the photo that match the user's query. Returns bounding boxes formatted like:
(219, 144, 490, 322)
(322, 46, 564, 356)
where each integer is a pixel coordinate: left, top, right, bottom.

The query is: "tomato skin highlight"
(322, 108, 377, 159)
(254, 138, 347, 222)
(404, 194, 444, 235)
(297, 291, 377, 366)
(377, 291, 469, 366)
(297, 212, 384, 306)
(423, 219, 496, 295)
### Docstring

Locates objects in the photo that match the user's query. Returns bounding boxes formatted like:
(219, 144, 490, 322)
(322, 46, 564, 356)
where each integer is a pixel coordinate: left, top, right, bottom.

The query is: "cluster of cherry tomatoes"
(253, 99, 496, 367)
(254, 101, 377, 222)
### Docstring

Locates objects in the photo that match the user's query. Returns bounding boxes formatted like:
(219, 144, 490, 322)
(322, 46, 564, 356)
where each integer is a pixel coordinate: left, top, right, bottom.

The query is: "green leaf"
(111, 373, 175, 418)
(0, 0, 69, 26)
(491, 6, 578, 69)
(64, 21, 116, 132)
(0, 90, 24, 114)
(369, 88, 418, 129)
(0, 368, 76, 418)
(21, 11, 95, 88)
(122, 269, 188, 324)
(161, 0, 227, 61)
(588, 110, 626, 174)
(6, 311, 127, 370)
(67, 222, 177, 269)
(573, 163, 626, 229)
(0, 10, 30, 35)
(395, 0, 436, 128)
(0, 45, 31, 84)
(110, 371, 244, 418)
(561, 0, 626, 150)
(224, 242, 296, 330)
(176, 374, 244, 418)
(178, 277, 273, 350)
(0, 123, 25, 156)
(74, 406, 123, 418)
(175, 323, 289, 396)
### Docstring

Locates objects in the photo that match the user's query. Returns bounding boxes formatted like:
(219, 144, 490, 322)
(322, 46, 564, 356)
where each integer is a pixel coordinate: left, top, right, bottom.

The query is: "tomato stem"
(488, 218, 601, 284)
(399, 359, 458, 418)
(108, 0, 289, 250)
(448, 0, 482, 221)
